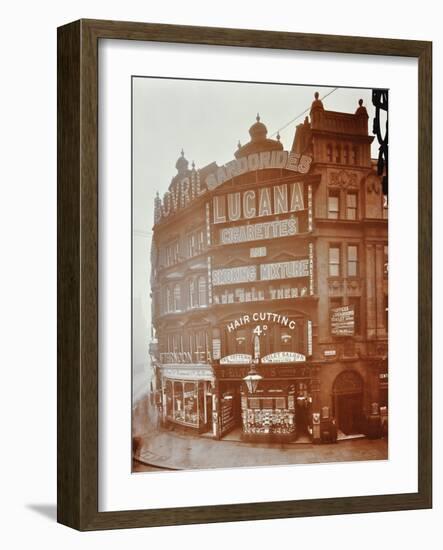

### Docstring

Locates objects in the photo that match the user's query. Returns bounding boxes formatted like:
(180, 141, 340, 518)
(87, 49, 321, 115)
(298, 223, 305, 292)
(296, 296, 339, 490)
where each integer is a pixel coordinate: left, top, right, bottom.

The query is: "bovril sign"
(154, 149, 312, 224)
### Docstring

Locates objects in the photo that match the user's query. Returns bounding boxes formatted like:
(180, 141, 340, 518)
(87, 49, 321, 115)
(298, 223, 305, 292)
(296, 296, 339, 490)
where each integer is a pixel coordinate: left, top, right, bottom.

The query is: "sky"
(132, 78, 379, 394)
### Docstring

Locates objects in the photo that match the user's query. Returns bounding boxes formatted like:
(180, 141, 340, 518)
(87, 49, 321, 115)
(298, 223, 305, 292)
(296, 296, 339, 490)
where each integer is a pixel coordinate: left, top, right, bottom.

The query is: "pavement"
(133, 394, 388, 471)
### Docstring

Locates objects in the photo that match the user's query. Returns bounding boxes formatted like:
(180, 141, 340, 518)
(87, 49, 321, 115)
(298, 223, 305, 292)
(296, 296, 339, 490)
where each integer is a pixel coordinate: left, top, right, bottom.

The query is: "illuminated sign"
(154, 151, 311, 225)
(206, 151, 312, 190)
(212, 266, 257, 286)
(226, 312, 297, 333)
(330, 305, 355, 336)
(260, 259, 309, 280)
(214, 285, 307, 304)
(262, 352, 306, 363)
(250, 247, 267, 258)
(220, 217, 297, 245)
(213, 182, 304, 224)
(220, 354, 252, 365)
(213, 259, 309, 287)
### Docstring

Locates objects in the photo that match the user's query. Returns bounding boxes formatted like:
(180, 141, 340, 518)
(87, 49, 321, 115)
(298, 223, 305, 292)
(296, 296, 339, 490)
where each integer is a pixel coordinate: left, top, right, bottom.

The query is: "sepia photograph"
(131, 78, 389, 472)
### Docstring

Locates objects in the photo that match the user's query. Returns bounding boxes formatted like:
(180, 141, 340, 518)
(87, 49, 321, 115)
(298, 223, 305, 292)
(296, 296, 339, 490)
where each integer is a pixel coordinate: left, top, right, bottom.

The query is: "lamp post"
(243, 334, 263, 394)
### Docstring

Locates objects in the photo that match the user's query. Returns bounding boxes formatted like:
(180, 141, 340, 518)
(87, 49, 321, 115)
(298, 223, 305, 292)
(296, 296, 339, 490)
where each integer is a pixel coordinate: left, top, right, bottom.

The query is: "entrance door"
(337, 393, 363, 434)
(333, 370, 364, 435)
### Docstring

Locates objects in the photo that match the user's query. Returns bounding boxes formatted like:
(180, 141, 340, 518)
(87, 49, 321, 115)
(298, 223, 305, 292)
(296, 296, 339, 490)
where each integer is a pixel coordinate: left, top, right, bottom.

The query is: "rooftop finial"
(237, 140, 242, 149)
(314, 91, 319, 100)
(256, 113, 260, 122)
(191, 160, 195, 170)
(359, 98, 363, 106)
(181, 148, 185, 157)
(276, 131, 281, 142)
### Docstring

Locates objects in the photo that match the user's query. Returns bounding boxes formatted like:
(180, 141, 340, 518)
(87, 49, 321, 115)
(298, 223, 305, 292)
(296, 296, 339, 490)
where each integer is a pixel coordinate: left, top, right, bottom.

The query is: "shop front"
(160, 365, 214, 434)
(213, 362, 312, 442)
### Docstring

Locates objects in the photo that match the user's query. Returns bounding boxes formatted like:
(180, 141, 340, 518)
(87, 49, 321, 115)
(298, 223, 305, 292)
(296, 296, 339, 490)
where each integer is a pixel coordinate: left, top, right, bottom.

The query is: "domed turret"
(249, 113, 268, 142)
(235, 113, 283, 159)
(175, 149, 189, 174)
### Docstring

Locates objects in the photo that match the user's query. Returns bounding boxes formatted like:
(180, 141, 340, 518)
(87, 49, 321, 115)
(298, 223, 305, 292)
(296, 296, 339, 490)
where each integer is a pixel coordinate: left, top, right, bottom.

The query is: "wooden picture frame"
(57, 19, 432, 530)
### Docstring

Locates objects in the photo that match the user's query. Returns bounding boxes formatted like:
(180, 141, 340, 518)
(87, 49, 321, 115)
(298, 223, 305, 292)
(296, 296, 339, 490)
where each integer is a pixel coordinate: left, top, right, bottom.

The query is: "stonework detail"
(328, 170, 359, 189)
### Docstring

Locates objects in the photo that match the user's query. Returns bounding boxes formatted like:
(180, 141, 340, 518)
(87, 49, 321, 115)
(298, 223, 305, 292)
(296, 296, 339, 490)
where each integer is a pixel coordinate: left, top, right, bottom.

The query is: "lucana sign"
(212, 182, 304, 224)
(154, 150, 311, 224)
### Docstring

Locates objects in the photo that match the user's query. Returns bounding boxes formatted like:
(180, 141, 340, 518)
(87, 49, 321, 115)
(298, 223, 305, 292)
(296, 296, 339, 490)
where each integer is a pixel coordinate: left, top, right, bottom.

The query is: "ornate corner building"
(149, 93, 388, 443)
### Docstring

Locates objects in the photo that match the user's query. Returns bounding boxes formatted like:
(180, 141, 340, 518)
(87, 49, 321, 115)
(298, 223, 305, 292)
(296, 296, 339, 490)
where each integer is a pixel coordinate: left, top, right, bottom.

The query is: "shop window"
(346, 192, 358, 220)
(329, 245, 341, 276)
(198, 276, 207, 307)
(328, 191, 340, 219)
(348, 297, 361, 335)
(173, 283, 181, 311)
(347, 245, 358, 276)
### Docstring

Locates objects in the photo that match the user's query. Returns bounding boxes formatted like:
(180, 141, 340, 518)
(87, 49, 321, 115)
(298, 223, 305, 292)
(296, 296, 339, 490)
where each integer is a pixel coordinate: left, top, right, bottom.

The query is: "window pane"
(348, 262, 357, 277)
(348, 245, 357, 260)
(346, 193, 357, 207)
(329, 247, 340, 263)
(329, 264, 339, 277)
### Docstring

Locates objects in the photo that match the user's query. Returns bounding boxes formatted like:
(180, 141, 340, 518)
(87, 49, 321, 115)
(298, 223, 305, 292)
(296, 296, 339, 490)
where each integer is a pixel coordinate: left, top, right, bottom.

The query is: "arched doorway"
(333, 370, 364, 435)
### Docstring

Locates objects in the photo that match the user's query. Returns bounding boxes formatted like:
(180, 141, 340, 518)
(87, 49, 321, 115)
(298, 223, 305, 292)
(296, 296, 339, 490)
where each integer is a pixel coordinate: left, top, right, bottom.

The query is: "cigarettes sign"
(330, 305, 355, 336)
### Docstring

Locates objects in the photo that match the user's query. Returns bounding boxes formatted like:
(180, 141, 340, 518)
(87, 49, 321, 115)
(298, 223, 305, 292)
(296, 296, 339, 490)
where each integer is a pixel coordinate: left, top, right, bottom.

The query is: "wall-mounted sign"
(250, 247, 267, 258)
(213, 284, 308, 305)
(161, 366, 214, 381)
(154, 153, 311, 225)
(220, 354, 252, 365)
(225, 312, 297, 333)
(330, 305, 355, 336)
(323, 349, 336, 357)
(262, 352, 306, 363)
(207, 151, 312, 191)
(219, 216, 297, 245)
(213, 183, 305, 225)
(212, 265, 257, 286)
(213, 259, 309, 287)
(260, 259, 309, 281)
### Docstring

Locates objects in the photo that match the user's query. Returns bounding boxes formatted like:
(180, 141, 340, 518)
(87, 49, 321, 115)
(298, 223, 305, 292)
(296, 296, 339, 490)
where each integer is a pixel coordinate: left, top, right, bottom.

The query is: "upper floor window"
(346, 192, 358, 220)
(329, 245, 341, 277)
(173, 283, 181, 311)
(328, 191, 340, 219)
(384, 245, 388, 278)
(343, 145, 349, 164)
(347, 245, 358, 277)
(165, 240, 180, 267)
(335, 145, 341, 164)
(188, 228, 206, 257)
(198, 276, 207, 307)
(327, 144, 333, 162)
(189, 278, 198, 308)
(348, 297, 361, 335)
(166, 286, 173, 313)
(352, 146, 359, 165)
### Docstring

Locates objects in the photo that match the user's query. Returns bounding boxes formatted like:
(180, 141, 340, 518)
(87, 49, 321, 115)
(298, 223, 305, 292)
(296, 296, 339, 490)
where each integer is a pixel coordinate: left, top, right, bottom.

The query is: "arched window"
(198, 276, 207, 307)
(173, 283, 181, 311)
